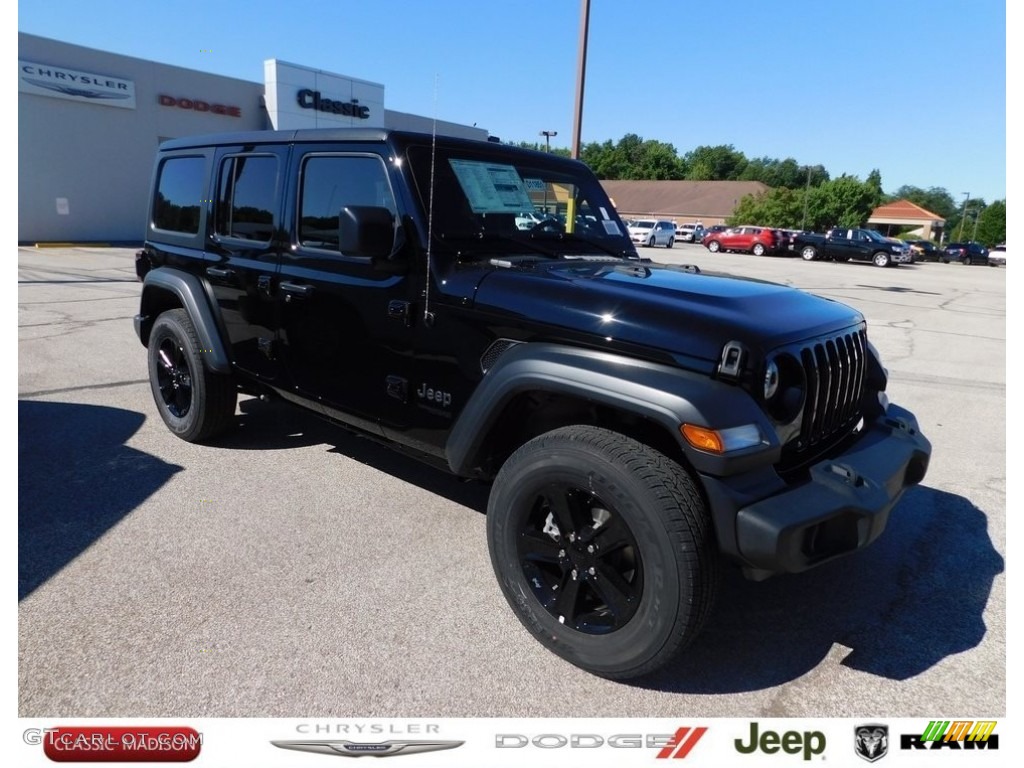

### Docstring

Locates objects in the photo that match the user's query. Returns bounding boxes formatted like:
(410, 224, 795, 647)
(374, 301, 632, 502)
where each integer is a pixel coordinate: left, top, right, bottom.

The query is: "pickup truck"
(792, 227, 911, 267)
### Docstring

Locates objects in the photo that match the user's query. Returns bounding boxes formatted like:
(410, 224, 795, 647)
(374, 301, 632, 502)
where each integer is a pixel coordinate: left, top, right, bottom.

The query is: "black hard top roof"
(159, 128, 519, 154)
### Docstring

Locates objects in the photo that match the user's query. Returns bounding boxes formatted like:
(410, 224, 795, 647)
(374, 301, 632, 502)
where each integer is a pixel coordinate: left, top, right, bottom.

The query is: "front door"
(276, 148, 413, 436)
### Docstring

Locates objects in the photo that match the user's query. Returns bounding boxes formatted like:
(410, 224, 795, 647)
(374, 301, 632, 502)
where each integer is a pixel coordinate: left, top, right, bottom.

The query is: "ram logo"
(854, 724, 888, 762)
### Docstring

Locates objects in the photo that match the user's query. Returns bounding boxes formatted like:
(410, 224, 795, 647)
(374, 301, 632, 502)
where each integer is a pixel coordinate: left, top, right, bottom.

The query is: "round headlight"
(764, 359, 780, 400)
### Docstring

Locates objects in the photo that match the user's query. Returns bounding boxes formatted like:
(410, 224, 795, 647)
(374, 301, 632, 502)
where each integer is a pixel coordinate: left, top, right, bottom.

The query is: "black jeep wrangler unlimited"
(134, 129, 931, 679)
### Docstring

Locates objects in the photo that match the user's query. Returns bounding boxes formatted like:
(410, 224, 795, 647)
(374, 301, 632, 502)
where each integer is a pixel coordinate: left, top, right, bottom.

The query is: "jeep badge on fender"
(134, 127, 931, 678)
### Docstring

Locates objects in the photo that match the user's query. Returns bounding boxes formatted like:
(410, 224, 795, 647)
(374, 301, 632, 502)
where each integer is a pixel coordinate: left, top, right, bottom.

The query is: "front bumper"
(705, 404, 931, 575)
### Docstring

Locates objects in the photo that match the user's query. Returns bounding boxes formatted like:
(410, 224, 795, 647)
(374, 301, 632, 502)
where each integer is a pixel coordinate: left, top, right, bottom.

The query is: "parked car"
(905, 240, 941, 262)
(703, 225, 778, 256)
(791, 228, 910, 267)
(989, 244, 1006, 266)
(675, 223, 704, 242)
(943, 242, 990, 265)
(515, 211, 555, 230)
(628, 219, 676, 247)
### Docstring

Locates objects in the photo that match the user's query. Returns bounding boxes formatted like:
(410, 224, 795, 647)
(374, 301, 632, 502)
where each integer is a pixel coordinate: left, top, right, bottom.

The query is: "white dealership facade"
(18, 33, 488, 243)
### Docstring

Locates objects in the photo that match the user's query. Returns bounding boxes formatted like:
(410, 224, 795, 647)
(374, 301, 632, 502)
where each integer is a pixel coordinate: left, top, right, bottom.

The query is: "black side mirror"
(338, 206, 404, 269)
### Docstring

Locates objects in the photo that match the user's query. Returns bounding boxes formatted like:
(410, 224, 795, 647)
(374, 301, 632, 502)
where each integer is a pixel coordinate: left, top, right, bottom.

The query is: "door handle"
(279, 282, 314, 298)
(206, 266, 234, 279)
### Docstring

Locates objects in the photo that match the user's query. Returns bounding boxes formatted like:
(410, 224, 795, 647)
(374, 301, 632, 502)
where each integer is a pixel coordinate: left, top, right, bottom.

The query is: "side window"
(299, 155, 397, 253)
(216, 155, 278, 242)
(153, 156, 204, 233)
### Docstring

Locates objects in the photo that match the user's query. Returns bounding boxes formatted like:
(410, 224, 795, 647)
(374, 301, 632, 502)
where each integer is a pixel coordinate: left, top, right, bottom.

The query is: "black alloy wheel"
(156, 336, 193, 419)
(516, 484, 644, 634)
(147, 309, 237, 442)
(487, 425, 718, 679)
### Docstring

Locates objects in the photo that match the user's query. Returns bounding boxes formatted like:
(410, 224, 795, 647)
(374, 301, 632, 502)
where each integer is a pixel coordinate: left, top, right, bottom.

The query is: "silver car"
(628, 219, 676, 247)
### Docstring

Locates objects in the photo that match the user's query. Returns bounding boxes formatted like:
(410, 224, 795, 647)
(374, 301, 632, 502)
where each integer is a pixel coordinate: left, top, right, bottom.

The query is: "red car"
(703, 225, 777, 256)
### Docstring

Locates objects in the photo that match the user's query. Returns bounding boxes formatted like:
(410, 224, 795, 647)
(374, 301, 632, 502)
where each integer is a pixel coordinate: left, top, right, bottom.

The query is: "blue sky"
(17, 0, 1008, 204)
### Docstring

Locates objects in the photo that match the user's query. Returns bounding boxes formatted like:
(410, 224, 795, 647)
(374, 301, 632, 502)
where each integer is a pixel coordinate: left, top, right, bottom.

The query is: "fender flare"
(136, 268, 232, 374)
(445, 342, 778, 477)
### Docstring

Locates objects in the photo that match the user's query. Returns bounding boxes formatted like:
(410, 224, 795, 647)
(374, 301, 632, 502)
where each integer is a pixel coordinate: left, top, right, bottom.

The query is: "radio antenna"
(422, 73, 438, 328)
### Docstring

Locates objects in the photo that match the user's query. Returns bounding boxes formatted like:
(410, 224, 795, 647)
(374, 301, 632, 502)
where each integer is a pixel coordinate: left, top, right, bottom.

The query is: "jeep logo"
(735, 723, 825, 760)
(416, 383, 451, 408)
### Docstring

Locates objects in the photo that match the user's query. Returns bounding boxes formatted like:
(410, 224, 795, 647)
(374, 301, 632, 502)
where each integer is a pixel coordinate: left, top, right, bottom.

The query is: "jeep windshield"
(403, 141, 637, 260)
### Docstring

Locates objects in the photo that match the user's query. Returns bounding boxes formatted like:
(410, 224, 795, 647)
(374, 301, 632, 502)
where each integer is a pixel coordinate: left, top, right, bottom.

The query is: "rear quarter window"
(153, 156, 205, 234)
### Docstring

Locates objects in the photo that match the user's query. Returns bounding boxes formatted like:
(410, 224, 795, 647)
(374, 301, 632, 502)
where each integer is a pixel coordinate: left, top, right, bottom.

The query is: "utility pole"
(957, 192, 969, 241)
(972, 205, 983, 241)
(570, 0, 591, 160)
(539, 130, 557, 152)
(801, 165, 812, 231)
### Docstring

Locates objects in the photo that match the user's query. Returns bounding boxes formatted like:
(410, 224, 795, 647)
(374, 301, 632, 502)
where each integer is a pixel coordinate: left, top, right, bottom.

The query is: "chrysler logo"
(272, 739, 464, 758)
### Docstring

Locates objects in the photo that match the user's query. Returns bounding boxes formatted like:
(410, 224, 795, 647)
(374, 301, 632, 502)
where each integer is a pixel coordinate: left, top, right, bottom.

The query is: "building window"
(298, 155, 396, 252)
(216, 155, 278, 242)
(153, 157, 205, 234)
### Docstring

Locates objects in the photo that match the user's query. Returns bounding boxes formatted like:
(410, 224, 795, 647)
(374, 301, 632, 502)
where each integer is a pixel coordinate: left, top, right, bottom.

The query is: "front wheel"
(872, 251, 891, 267)
(801, 245, 817, 261)
(486, 425, 718, 679)
(666, 237, 674, 249)
(707, 240, 721, 253)
(147, 309, 237, 442)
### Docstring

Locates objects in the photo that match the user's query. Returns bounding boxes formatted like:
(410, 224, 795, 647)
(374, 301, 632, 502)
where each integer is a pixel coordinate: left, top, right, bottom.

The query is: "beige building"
(599, 180, 770, 225)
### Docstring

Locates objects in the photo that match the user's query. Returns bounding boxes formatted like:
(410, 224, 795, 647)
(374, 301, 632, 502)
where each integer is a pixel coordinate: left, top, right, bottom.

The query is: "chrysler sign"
(19, 60, 136, 109)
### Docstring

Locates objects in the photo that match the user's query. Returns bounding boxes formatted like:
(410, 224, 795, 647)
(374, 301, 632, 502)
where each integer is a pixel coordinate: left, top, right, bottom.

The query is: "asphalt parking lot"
(18, 243, 1005, 718)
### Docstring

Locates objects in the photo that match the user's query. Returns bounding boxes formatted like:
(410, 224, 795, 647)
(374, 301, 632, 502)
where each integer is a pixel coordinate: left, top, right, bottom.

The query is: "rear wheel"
(801, 245, 817, 261)
(147, 309, 236, 442)
(707, 240, 721, 253)
(487, 425, 718, 679)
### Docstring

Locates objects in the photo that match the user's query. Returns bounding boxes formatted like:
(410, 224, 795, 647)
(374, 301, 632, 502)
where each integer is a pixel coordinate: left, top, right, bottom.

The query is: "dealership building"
(18, 33, 488, 243)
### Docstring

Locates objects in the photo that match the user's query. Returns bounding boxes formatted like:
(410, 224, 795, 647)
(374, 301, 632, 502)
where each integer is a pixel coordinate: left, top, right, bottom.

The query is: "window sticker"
(603, 220, 621, 235)
(449, 159, 534, 213)
(599, 206, 609, 219)
(523, 178, 547, 192)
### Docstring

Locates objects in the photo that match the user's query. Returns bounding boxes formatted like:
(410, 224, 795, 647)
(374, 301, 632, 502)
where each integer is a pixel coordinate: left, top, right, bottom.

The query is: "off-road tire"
(147, 309, 236, 442)
(486, 425, 719, 679)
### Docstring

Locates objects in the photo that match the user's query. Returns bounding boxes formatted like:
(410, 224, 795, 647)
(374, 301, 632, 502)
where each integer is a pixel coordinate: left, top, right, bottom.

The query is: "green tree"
(578, 135, 686, 179)
(727, 187, 804, 227)
(803, 175, 879, 231)
(973, 200, 1006, 246)
(684, 144, 748, 180)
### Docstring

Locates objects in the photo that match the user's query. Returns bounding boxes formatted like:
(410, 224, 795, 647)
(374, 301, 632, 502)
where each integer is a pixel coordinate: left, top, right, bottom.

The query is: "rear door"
(205, 146, 289, 381)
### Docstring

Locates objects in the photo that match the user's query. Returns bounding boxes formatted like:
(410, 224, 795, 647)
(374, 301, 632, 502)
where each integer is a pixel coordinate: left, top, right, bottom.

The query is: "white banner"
(18, 59, 136, 109)
(10, 716, 1006, 767)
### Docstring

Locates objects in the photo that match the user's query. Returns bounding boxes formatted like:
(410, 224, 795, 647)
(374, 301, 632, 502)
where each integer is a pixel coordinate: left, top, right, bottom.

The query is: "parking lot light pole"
(540, 130, 557, 152)
(957, 192, 969, 241)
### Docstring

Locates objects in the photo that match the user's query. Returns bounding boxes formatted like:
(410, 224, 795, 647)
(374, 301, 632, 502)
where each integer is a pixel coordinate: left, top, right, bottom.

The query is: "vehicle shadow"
(18, 400, 183, 600)
(221, 397, 492, 511)
(639, 484, 1003, 690)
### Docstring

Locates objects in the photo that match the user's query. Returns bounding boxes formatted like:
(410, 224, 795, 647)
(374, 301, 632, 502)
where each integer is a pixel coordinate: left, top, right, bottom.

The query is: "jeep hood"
(470, 261, 863, 366)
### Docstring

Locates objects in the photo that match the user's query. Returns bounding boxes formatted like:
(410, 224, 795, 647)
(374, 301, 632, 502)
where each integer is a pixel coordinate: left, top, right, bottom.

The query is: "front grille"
(798, 328, 867, 450)
(777, 328, 867, 476)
